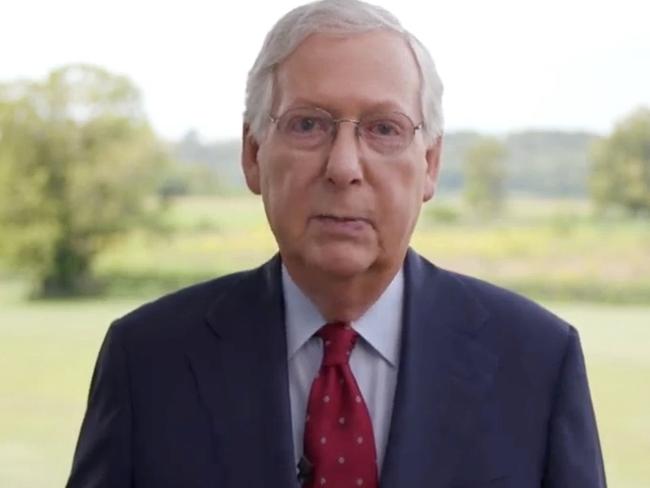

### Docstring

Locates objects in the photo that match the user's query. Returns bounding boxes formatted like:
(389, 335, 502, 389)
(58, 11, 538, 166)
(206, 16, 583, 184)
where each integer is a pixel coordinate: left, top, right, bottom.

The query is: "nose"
(324, 121, 363, 187)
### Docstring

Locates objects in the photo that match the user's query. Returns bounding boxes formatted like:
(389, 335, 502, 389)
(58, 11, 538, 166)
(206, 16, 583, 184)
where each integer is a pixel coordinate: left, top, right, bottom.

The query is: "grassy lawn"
(0, 298, 142, 488)
(0, 295, 648, 487)
(553, 303, 650, 488)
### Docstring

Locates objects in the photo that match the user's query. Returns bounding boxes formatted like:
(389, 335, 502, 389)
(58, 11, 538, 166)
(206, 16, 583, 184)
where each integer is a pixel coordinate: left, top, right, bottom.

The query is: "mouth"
(311, 214, 374, 234)
(315, 214, 372, 225)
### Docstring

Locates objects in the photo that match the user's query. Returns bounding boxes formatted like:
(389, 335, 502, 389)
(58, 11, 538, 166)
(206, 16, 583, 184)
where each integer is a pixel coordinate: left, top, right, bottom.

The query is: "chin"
(304, 242, 377, 278)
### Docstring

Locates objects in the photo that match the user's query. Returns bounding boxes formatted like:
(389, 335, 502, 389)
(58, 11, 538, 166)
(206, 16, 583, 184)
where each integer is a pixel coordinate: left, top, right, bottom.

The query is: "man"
(67, 0, 606, 487)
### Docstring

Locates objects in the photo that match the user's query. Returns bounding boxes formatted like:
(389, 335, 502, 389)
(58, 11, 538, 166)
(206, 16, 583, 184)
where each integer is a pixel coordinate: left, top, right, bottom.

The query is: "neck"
(283, 255, 404, 322)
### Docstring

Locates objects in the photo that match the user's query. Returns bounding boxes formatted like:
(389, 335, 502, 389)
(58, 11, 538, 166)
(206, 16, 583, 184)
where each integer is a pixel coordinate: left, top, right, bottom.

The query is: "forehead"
(274, 30, 421, 117)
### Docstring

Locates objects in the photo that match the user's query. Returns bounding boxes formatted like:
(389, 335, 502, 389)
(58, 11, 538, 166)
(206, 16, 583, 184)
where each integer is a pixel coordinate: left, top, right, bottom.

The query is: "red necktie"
(302, 322, 378, 487)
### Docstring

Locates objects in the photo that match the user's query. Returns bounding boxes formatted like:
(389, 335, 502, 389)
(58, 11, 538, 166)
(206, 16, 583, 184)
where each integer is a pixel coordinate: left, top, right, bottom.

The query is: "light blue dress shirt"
(283, 265, 404, 473)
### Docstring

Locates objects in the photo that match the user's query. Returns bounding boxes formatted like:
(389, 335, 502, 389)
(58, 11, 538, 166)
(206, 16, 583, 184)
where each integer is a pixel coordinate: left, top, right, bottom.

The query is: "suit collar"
(186, 254, 299, 487)
(380, 249, 498, 487)
(204, 253, 283, 340)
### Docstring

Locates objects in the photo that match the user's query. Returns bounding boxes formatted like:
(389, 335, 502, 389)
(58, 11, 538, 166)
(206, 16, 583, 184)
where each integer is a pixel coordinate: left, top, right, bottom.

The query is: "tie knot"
(317, 322, 358, 366)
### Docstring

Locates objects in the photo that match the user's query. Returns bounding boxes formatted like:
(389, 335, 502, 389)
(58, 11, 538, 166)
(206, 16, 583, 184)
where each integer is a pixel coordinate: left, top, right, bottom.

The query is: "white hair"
(244, 0, 444, 144)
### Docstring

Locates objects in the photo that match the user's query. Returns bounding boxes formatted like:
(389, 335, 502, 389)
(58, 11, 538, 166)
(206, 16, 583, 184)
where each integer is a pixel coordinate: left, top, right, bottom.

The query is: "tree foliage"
(462, 136, 507, 217)
(590, 107, 650, 216)
(0, 64, 169, 296)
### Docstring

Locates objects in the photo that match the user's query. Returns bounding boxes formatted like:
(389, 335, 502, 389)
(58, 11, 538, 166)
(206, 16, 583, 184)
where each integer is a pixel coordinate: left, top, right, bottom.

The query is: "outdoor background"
(1, 0, 649, 487)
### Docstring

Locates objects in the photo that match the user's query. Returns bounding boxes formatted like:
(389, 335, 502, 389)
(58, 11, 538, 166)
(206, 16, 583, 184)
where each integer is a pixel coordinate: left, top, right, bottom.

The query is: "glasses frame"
(268, 106, 424, 155)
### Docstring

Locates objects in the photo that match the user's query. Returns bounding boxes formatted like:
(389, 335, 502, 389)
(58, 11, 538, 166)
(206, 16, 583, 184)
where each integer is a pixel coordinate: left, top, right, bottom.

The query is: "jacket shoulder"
(429, 265, 575, 361)
(451, 270, 570, 332)
(110, 265, 263, 342)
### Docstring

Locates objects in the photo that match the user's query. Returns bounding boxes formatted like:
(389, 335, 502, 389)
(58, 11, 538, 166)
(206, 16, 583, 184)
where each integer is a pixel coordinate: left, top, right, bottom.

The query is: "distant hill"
(172, 129, 599, 197)
(439, 130, 598, 197)
(173, 131, 244, 190)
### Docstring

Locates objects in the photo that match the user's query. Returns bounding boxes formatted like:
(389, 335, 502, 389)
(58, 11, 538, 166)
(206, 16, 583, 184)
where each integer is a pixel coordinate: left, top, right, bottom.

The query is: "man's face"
(242, 31, 441, 279)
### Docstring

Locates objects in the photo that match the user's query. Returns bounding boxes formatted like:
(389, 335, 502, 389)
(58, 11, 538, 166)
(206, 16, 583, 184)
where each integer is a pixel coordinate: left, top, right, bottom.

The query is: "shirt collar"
(283, 265, 404, 367)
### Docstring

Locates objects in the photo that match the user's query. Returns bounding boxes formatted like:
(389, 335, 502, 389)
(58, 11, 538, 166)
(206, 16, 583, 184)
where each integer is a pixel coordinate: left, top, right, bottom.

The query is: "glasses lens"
(277, 108, 332, 148)
(359, 112, 414, 154)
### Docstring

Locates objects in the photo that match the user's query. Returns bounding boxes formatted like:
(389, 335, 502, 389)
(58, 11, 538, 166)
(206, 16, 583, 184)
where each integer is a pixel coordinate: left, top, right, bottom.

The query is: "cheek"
(259, 150, 317, 221)
(259, 146, 292, 195)
(378, 157, 426, 204)
(373, 159, 427, 234)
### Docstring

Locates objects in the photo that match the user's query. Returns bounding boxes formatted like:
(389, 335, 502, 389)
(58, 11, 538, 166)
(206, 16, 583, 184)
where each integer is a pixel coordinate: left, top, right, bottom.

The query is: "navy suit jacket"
(67, 250, 606, 487)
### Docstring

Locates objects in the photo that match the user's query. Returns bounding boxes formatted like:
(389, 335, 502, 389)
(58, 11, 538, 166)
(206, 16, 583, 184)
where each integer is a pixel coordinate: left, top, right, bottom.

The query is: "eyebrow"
(284, 97, 415, 118)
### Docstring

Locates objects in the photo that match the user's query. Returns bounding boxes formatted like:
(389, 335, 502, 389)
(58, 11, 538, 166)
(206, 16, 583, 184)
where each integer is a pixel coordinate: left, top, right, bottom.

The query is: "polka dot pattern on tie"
(302, 322, 378, 487)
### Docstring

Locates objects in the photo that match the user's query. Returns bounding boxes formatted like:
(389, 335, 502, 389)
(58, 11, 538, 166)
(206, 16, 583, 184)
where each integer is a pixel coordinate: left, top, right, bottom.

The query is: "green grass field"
(1, 195, 649, 486)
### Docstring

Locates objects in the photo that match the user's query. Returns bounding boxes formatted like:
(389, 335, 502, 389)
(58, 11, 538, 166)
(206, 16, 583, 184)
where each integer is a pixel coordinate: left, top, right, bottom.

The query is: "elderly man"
(67, 1, 606, 487)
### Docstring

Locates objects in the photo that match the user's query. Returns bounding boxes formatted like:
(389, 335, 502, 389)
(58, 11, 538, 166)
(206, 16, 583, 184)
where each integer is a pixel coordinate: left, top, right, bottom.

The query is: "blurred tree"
(0, 64, 169, 297)
(590, 107, 650, 216)
(462, 136, 507, 217)
(173, 130, 244, 193)
(158, 164, 223, 199)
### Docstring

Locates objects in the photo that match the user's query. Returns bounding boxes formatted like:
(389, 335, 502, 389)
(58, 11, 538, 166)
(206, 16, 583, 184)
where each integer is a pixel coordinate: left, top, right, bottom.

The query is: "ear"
(422, 135, 443, 202)
(241, 123, 262, 195)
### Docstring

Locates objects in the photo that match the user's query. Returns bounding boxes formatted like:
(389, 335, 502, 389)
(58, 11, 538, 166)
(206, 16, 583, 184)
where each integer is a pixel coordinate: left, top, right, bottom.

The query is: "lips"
(315, 214, 372, 225)
(311, 214, 374, 235)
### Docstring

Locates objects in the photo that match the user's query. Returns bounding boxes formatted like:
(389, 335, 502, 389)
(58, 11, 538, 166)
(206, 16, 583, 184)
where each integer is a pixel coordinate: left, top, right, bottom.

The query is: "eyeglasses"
(268, 107, 423, 155)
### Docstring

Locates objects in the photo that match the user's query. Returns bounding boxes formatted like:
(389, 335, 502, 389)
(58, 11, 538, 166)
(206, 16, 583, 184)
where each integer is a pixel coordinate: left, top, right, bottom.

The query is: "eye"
(275, 108, 334, 148)
(364, 119, 403, 137)
(286, 115, 329, 135)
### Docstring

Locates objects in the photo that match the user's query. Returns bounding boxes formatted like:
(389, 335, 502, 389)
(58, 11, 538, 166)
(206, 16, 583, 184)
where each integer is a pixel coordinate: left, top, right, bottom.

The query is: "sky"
(2, 0, 649, 141)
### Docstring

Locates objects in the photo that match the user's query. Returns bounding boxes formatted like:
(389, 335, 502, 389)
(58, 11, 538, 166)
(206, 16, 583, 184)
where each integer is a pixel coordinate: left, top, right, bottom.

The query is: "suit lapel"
(380, 250, 499, 488)
(183, 250, 499, 487)
(185, 255, 298, 487)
